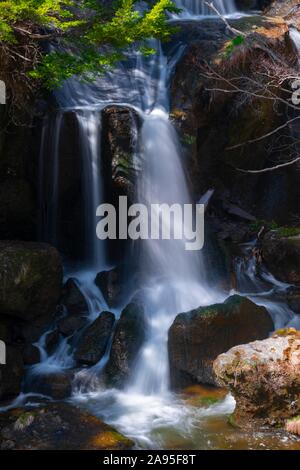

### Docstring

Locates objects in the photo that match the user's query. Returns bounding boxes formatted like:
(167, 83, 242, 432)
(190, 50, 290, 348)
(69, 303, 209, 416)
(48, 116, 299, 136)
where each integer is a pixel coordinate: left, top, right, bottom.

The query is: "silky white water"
(32, 6, 300, 449)
(175, 0, 237, 18)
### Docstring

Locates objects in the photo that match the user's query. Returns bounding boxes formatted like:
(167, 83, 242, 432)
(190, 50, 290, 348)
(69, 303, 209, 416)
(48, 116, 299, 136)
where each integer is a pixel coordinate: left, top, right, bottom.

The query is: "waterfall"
(34, 3, 257, 448)
(39, 110, 103, 269)
(175, 0, 237, 17)
(290, 27, 300, 65)
(124, 45, 218, 396)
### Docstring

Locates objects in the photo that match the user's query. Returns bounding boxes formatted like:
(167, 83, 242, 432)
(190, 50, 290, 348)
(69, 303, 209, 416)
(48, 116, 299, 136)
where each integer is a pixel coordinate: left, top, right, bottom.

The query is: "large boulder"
(105, 303, 145, 387)
(261, 231, 300, 286)
(0, 241, 63, 320)
(0, 403, 134, 450)
(75, 312, 115, 365)
(213, 328, 300, 428)
(0, 345, 24, 401)
(168, 295, 273, 388)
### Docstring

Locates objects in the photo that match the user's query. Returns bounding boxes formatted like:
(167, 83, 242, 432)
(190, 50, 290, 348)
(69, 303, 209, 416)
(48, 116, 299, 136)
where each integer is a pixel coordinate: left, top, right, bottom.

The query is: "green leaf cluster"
(0, 0, 179, 88)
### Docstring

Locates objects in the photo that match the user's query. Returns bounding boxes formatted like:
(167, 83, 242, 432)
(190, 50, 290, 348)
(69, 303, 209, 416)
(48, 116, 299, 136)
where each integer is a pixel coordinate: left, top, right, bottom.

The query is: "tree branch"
(235, 156, 300, 174)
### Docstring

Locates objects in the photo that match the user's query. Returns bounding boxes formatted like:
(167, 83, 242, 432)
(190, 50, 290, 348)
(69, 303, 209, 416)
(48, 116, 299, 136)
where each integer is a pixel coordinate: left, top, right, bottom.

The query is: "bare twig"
(235, 156, 300, 174)
(203, 1, 246, 37)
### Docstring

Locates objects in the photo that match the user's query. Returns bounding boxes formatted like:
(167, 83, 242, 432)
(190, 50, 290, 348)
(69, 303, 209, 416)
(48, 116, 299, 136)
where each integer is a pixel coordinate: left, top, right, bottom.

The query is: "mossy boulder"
(213, 328, 300, 429)
(105, 303, 145, 387)
(0, 241, 63, 320)
(0, 403, 134, 450)
(168, 295, 273, 388)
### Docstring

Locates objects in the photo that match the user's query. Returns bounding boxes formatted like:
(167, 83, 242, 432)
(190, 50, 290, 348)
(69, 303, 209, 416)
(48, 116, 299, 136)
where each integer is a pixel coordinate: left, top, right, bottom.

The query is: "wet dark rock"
(105, 303, 145, 387)
(29, 372, 73, 400)
(170, 19, 300, 226)
(0, 346, 24, 401)
(45, 329, 60, 356)
(0, 402, 134, 450)
(95, 268, 122, 307)
(0, 241, 63, 321)
(22, 344, 40, 365)
(0, 315, 12, 344)
(0, 179, 35, 240)
(168, 295, 273, 389)
(286, 287, 300, 314)
(261, 231, 300, 286)
(60, 278, 88, 315)
(20, 314, 55, 344)
(57, 314, 86, 337)
(102, 106, 140, 202)
(75, 312, 115, 365)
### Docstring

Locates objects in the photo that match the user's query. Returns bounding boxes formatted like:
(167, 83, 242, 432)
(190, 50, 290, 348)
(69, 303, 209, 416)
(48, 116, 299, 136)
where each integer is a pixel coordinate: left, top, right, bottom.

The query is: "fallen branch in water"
(203, 1, 246, 37)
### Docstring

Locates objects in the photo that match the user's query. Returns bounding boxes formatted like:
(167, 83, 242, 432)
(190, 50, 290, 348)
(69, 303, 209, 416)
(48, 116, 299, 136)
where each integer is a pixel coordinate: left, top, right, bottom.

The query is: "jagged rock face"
(75, 311, 115, 366)
(261, 231, 300, 286)
(265, 0, 300, 20)
(105, 303, 145, 387)
(102, 105, 140, 203)
(168, 295, 273, 388)
(0, 403, 134, 450)
(214, 329, 300, 428)
(170, 18, 300, 226)
(0, 241, 62, 320)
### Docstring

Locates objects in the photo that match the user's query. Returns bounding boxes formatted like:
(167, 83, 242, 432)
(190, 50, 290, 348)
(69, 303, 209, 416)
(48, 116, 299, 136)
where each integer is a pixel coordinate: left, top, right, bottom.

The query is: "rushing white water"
(233, 242, 300, 331)
(32, 5, 300, 450)
(175, 0, 237, 18)
(290, 27, 300, 65)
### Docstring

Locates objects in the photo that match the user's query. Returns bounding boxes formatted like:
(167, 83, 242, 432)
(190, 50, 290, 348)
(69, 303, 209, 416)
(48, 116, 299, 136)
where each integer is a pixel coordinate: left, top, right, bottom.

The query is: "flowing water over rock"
(20, 4, 300, 449)
(176, 0, 237, 18)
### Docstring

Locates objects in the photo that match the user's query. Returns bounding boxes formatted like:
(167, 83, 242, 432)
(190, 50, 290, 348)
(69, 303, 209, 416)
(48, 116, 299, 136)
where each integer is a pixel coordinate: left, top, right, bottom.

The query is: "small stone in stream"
(0, 403, 134, 450)
(60, 278, 88, 315)
(75, 311, 115, 365)
(105, 303, 145, 387)
(45, 329, 60, 355)
(95, 269, 121, 307)
(22, 344, 40, 365)
(57, 314, 86, 336)
(286, 287, 300, 314)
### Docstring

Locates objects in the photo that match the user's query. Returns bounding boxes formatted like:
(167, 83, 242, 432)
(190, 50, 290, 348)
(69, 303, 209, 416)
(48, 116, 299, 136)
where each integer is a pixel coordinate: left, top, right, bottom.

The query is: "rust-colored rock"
(214, 328, 300, 428)
(0, 403, 133, 450)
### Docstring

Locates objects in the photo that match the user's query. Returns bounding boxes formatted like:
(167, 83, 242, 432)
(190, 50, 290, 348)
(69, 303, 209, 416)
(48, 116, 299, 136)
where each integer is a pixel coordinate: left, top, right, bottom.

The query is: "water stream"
(18, 1, 300, 449)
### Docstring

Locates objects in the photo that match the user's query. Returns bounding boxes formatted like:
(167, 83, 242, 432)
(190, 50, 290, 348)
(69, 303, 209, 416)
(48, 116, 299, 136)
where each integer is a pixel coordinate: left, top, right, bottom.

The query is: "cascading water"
(290, 27, 300, 65)
(21, 2, 300, 449)
(175, 0, 237, 18)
